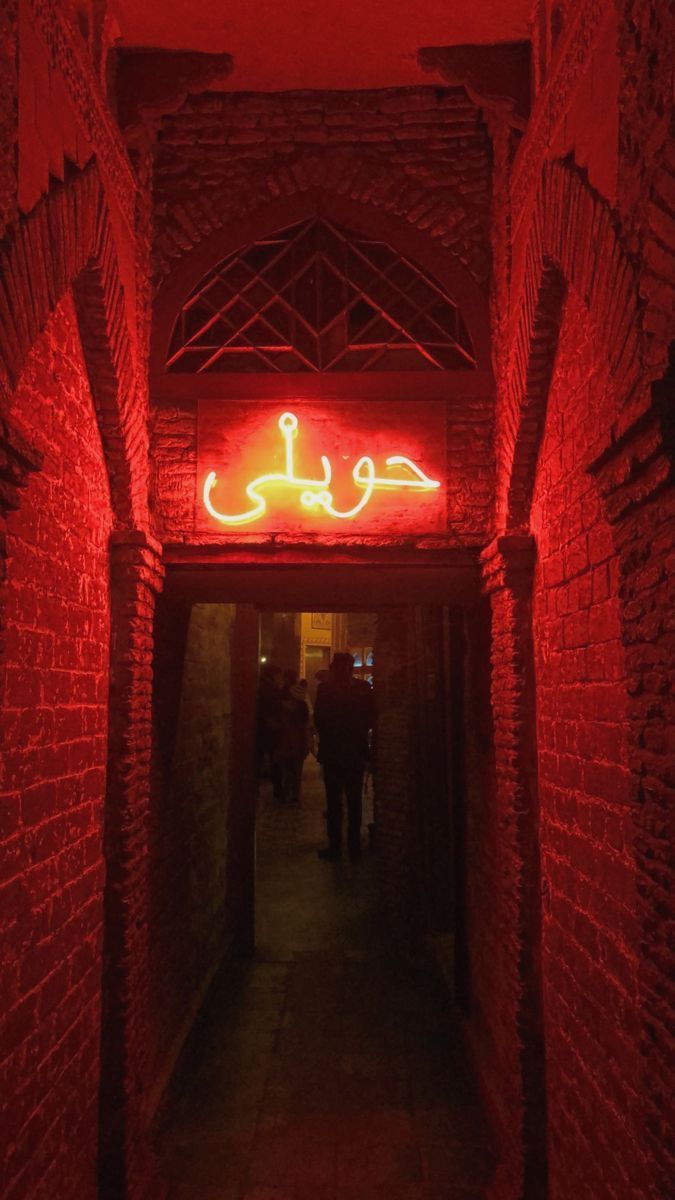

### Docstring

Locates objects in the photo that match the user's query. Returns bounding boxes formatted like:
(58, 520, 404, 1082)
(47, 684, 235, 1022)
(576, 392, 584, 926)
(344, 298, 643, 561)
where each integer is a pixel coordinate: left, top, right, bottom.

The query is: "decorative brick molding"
(505, 264, 566, 532)
(0, 165, 98, 386)
(100, 529, 165, 1200)
(0, 161, 148, 526)
(73, 257, 147, 527)
(27, 0, 136, 230)
(500, 157, 644, 530)
(617, 0, 674, 371)
(589, 386, 674, 523)
(481, 532, 536, 593)
(510, 0, 606, 226)
(115, 49, 234, 135)
(588, 386, 675, 1197)
(417, 41, 531, 125)
(479, 534, 546, 1200)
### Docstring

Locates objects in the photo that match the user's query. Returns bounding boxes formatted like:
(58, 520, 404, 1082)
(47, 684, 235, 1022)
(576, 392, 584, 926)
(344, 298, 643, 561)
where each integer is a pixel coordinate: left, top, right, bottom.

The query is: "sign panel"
(196, 401, 446, 536)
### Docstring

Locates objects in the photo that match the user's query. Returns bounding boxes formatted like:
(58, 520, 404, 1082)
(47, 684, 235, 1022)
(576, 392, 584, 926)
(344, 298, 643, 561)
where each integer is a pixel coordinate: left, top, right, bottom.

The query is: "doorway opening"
(147, 565, 490, 1132)
(255, 610, 377, 961)
(149, 586, 480, 1002)
(153, 593, 497, 1198)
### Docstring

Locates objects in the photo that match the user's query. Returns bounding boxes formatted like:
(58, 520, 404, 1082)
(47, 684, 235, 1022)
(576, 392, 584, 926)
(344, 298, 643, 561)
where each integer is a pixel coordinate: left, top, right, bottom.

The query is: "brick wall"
(0, 294, 112, 1200)
(152, 87, 492, 286)
(589, 360, 675, 1198)
(147, 601, 235, 1108)
(531, 291, 645, 1197)
(0, 1, 17, 240)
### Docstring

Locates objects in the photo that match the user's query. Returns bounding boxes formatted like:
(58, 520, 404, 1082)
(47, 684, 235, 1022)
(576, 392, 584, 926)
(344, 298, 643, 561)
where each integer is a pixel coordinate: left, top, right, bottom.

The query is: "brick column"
(226, 603, 259, 956)
(374, 608, 416, 951)
(589, 391, 674, 1198)
(100, 530, 165, 1200)
(480, 534, 547, 1200)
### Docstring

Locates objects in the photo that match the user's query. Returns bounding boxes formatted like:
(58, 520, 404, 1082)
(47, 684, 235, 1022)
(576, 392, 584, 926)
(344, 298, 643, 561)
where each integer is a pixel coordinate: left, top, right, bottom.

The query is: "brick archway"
(503, 262, 566, 534)
(0, 165, 165, 1200)
(0, 161, 146, 529)
(500, 156, 645, 535)
(493, 157, 674, 1199)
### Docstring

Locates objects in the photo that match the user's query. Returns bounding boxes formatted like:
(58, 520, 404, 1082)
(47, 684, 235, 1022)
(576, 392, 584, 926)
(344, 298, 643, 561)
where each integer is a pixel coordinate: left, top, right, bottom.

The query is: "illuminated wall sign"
(196, 401, 446, 535)
(203, 411, 440, 525)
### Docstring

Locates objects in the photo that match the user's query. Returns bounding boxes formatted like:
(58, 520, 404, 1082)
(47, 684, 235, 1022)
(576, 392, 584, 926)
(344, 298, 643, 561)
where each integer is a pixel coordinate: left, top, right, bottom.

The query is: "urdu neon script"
(203, 411, 441, 525)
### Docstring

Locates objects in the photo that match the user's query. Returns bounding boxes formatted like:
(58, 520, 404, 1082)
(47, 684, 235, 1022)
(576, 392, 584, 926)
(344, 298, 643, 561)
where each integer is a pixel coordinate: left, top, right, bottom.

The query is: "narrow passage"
(158, 761, 495, 1199)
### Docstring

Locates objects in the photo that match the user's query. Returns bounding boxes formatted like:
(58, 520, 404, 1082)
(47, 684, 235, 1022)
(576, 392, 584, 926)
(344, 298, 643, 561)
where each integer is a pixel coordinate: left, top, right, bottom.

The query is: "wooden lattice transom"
(166, 219, 476, 373)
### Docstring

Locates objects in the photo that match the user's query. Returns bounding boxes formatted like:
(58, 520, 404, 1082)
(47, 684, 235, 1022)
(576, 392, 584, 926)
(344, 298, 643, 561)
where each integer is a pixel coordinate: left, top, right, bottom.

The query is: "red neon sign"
(203, 410, 441, 526)
(196, 401, 446, 535)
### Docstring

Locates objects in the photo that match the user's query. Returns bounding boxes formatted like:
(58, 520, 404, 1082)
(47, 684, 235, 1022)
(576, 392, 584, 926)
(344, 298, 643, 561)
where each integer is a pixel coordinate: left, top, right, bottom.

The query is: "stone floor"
(158, 759, 496, 1199)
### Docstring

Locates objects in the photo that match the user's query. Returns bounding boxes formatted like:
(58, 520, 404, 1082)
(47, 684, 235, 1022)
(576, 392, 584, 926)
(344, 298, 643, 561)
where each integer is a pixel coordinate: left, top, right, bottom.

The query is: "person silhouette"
(313, 652, 374, 860)
(276, 670, 310, 803)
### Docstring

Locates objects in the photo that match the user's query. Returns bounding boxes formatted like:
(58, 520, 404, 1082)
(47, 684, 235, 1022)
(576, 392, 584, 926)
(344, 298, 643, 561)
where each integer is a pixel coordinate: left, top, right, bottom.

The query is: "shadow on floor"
(157, 760, 496, 1199)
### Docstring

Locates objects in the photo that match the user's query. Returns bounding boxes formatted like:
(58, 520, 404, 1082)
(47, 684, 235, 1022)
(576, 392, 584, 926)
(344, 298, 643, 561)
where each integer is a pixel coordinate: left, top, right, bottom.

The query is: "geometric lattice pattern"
(166, 218, 476, 372)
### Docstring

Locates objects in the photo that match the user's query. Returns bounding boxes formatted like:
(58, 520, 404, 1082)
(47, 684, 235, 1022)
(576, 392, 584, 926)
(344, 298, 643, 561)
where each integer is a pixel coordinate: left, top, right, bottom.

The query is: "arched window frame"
(151, 192, 493, 407)
(164, 216, 478, 375)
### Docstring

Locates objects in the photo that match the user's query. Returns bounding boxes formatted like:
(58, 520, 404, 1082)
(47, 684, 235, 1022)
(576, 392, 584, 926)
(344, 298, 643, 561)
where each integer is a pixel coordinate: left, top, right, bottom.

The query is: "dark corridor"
(157, 760, 495, 1199)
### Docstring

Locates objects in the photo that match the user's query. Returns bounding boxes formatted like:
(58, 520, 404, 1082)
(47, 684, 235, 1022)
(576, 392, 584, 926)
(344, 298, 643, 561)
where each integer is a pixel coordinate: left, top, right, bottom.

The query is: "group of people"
(257, 652, 374, 860)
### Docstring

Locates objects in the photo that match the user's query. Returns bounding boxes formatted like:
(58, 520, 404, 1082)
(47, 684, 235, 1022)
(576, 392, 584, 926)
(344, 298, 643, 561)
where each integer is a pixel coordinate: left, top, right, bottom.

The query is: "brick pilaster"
(374, 608, 416, 950)
(225, 603, 259, 956)
(479, 533, 547, 1200)
(100, 529, 166, 1200)
(589, 391, 674, 1197)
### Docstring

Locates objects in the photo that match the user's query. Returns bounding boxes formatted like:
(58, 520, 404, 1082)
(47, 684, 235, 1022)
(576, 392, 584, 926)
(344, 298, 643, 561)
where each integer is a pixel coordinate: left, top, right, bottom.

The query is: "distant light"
(260, 655, 267, 663)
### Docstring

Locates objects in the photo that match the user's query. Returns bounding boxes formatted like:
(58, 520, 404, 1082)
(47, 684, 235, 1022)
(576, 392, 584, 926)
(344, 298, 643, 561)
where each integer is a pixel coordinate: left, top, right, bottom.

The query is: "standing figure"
(314, 653, 375, 860)
(276, 671, 311, 803)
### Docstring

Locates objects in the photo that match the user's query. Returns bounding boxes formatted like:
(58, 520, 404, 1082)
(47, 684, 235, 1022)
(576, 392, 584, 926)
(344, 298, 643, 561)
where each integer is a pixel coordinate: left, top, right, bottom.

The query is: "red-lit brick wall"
(147, 601, 235, 1108)
(531, 291, 646, 1197)
(0, 294, 112, 1200)
(152, 88, 492, 286)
